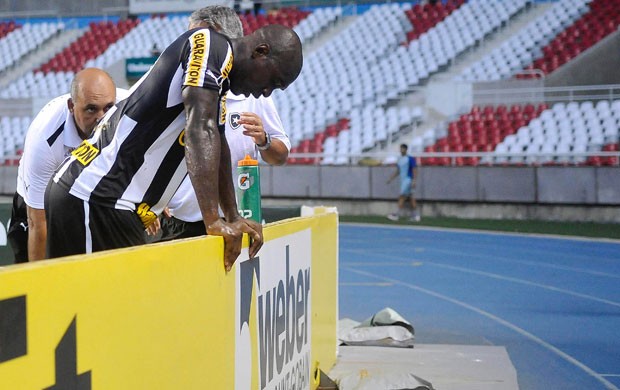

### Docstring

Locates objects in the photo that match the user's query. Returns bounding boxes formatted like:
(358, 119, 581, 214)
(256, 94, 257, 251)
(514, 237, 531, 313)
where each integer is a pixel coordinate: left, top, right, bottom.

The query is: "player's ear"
(67, 98, 74, 114)
(252, 43, 270, 58)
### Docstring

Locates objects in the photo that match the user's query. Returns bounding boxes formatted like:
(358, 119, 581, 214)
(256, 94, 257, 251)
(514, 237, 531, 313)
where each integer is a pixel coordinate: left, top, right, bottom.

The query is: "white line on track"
(342, 253, 620, 308)
(430, 246, 620, 274)
(342, 222, 620, 244)
(343, 266, 620, 390)
(340, 282, 393, 287)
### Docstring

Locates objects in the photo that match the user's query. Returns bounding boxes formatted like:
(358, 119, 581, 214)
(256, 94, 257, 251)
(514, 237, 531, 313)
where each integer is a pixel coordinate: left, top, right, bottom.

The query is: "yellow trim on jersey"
(222, 51, 233, 80)
(219, 95, 227, 126)
(184, 30, 209, 87)
(71, 140, 99, 166)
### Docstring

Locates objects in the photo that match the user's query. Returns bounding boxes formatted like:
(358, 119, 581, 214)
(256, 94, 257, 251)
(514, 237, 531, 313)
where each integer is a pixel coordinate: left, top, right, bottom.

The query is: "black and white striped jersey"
(52, 28, 233, 227)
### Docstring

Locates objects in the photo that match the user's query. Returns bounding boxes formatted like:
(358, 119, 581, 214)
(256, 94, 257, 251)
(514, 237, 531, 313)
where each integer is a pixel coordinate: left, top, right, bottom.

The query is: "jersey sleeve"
(181, 29, 233, 93)
(22, 134, 60, 209)
(408, 156, 416, 178)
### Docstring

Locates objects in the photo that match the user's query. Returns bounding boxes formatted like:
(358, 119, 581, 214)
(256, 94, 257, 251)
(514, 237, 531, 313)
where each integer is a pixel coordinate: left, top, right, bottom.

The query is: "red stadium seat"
(524, 0, 620, 76)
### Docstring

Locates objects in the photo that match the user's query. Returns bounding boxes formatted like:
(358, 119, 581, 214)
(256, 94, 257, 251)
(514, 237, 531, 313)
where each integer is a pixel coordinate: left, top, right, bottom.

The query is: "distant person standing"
(387, 143, 420, 222)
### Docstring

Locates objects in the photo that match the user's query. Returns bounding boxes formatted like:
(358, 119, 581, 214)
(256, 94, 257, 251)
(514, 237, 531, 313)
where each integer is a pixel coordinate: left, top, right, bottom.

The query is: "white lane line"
(342, 222, 620, 244)
(425, 261, 620, 308)
(430, 247, 620, 278)
(342, 242, 620, 279)
(342, 266, 620, 390)
(340, 282, 393, 287)
(342, 256, 620, 308)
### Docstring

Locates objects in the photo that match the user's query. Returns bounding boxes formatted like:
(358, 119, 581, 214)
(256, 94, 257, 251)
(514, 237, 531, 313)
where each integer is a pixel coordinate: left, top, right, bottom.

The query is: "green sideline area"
(339, 215, 620, 240)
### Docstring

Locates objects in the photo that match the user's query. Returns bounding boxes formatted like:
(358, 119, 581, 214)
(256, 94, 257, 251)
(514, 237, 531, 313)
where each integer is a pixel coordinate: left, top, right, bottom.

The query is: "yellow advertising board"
(0, 212, 338, 389)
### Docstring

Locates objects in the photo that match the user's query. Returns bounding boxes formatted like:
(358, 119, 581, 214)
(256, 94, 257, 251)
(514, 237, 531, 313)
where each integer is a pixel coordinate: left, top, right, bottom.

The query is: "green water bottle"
(236, 155, 262, 224)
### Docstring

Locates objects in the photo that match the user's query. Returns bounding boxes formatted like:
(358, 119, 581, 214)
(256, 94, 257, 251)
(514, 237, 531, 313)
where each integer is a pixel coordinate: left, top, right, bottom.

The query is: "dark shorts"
(45, 181, 147, 259)
(7, 192, 29, 263)
(157, 215, 206, 242)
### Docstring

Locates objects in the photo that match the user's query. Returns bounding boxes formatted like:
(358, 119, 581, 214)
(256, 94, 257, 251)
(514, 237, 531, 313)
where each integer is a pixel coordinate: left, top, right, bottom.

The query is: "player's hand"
(206, 219, 243, 272)
(145, 217, 161, 236)
(206, 218, 263, 272)
(230, 217, 263, 259)
(239, 112, 267, 146)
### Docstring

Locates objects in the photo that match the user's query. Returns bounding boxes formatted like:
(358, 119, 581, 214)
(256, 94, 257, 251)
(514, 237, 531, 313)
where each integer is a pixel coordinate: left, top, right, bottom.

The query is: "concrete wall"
(260, 165, 620, 206)
(3, 166, 616, 205)
(2, 165, 618, 222)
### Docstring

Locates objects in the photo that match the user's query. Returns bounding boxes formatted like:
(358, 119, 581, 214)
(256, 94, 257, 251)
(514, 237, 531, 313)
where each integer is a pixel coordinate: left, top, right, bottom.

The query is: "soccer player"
(7, 68, 127, 262)
(387, 143, 420, 222)
(45, 20, 303, 272)
(157, 5, 291, 241)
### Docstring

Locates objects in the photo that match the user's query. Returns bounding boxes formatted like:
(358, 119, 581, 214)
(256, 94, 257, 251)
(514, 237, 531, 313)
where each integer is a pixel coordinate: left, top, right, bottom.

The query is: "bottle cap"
(238, 154, 258, 166)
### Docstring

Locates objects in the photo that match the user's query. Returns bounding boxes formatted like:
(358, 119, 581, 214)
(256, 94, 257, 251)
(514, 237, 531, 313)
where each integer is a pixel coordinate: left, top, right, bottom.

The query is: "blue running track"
(339, 223, 620, 390)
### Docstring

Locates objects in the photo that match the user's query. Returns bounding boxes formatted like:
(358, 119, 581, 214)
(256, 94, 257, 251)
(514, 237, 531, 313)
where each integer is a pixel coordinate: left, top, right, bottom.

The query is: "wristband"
(257, 132, 271, 150)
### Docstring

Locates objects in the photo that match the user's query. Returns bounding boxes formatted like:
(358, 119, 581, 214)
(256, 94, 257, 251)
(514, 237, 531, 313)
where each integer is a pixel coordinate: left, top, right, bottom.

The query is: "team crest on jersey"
(71, 141, 99, 166)
(230, 113, 241, 130)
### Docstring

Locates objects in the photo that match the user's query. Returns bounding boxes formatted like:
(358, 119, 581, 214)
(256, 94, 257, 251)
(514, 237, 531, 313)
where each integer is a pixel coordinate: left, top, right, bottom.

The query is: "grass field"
(339, 215, 620, 240)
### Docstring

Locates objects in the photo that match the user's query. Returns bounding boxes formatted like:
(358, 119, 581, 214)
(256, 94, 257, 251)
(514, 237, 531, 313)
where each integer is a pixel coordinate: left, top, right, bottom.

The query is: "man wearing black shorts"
(46, 22, 303, 271)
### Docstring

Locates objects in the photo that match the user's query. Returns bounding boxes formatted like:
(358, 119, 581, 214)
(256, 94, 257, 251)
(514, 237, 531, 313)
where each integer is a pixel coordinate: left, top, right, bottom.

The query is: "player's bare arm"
(219, 134, 263, 258)
(26, 206, 46, 261)
(183, 86, 263, 269)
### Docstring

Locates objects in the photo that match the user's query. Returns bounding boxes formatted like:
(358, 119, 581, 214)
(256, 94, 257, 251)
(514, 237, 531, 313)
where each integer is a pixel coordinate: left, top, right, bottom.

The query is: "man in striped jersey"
(155, 5, 291, 242)
(45, 21, 303, 271)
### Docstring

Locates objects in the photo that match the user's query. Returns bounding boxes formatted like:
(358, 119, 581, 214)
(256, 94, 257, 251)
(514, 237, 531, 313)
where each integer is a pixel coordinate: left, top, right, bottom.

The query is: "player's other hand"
(206, 218, 263, 272)
(231, 217, 263, 259)
(145, 217, 161, 236)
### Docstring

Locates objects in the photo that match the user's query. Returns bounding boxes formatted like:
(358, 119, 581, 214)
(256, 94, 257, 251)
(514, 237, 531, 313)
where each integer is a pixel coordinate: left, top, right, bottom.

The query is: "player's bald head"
(252, 24, 303, 84)
(68, 68, 117, 138)
(70, 68, 116, 103)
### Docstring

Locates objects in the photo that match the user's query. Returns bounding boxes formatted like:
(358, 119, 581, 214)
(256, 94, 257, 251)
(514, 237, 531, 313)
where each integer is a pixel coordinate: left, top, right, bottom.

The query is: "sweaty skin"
(182, 86, 262, 270)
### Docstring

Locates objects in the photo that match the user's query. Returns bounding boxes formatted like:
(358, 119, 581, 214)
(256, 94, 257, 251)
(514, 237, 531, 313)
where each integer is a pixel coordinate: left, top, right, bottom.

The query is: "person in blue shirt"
(387, 143, 420, 221)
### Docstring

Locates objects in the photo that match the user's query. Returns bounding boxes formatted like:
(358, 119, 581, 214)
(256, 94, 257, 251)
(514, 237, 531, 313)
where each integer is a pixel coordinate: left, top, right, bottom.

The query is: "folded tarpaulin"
(339, 307, 415, 348)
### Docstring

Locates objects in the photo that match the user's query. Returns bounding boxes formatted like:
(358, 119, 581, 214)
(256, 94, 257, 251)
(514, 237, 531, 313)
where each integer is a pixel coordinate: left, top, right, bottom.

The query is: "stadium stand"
(85, 15, 185, 70)
(412, 98, 620, 167)
(415, 103, 546, 166)
(404, 0, 465, 42)
(293, 6, 341, 44)
(241, 7, 311, 35)
(0, 115, 29, 165)
(0, 70, 74, 99)
(278, 0, 531, 164)
(0, 20, 19, 39)
(0, 1, 618, 167)
(0, 21, 63, 73)
(457, 0, 618, 82)
(40, 19, 139, 73)
(522, 0, 620, 77)
(514, 99, 619, 166)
